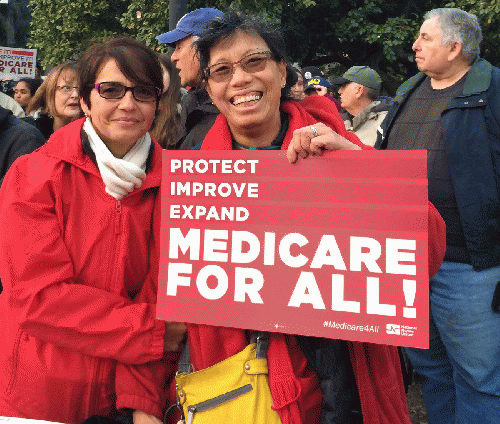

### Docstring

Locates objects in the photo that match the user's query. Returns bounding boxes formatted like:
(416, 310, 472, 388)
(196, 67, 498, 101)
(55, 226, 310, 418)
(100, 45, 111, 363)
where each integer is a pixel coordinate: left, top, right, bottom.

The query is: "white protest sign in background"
(0, 47, 37, 78)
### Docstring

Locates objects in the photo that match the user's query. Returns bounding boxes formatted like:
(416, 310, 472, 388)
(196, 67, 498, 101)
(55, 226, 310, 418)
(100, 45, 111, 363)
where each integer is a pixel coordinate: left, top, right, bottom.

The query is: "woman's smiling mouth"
(231, 92, 262, 106)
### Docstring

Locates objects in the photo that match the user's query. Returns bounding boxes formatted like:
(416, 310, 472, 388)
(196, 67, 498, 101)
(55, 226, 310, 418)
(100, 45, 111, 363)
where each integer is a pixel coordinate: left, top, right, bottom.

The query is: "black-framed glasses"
(94, 82, 161, 102)
(204, 51, 273, 83)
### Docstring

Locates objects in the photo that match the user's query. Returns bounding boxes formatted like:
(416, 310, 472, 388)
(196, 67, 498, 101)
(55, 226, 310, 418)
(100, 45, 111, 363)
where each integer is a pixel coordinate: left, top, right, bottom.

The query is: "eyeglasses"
(93, 82, 161, 103)
(57, 85, 79, 95)
(205, 51, 273, 83)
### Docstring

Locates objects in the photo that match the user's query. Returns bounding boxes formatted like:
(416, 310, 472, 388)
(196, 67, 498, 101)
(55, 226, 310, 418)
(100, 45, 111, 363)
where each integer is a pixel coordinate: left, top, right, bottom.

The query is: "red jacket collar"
(200, 97, 363, 151)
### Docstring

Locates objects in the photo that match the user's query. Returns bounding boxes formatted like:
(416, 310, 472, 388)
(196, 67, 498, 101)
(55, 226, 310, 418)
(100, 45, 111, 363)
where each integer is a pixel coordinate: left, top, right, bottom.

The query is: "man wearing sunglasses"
(157, 8, 223, 150)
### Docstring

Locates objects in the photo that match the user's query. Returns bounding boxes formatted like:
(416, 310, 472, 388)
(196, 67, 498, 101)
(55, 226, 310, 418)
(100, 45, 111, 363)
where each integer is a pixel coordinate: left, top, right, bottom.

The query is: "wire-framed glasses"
(204, 51, 273, 83)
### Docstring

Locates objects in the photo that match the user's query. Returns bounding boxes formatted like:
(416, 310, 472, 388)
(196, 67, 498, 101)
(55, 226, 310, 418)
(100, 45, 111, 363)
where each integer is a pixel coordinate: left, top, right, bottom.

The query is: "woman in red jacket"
(125, 11, 444, 424)
(0, 37, 185, 424)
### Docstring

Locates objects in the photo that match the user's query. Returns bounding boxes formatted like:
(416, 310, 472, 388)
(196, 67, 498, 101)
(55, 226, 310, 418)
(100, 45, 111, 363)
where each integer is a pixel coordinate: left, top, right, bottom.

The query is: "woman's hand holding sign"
(287, 122, 361, 163)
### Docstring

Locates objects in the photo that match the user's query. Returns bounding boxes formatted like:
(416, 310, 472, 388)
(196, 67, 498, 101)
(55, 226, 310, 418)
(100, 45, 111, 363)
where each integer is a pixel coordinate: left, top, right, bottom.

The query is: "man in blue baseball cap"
(157, 8, 223, 87)
(157, 8, 223, 149)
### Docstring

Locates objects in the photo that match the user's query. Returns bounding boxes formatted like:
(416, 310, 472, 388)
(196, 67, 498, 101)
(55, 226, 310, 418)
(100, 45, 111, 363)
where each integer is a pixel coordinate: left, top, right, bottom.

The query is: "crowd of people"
(0, 5, 497, 424)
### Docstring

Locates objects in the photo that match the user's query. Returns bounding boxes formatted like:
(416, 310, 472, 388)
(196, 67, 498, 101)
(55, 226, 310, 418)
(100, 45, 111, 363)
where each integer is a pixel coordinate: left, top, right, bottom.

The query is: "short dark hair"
(78, 36, 163, 109)
(15, 78, 42, 96)
(196, 10, 297, 100)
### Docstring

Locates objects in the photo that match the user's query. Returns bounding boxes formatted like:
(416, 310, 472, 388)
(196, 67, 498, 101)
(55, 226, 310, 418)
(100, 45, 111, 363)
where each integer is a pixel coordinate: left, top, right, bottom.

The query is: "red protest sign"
(157, 150, 429, 348)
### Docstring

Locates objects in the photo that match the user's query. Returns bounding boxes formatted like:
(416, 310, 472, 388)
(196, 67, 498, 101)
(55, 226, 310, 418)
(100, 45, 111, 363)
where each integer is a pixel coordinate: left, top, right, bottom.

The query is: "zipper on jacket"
(185, 384, 253, 424)
(115, 200, 122, 235)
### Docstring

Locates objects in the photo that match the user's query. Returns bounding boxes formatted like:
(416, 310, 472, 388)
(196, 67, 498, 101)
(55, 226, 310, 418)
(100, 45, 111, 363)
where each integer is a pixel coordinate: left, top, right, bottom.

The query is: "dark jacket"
(0, 106, 45, 184)
(22, 113, 54, 140)
(175, 88, 219, 150)
(376, 58, 500, 270)
(0, 106, 45, 294)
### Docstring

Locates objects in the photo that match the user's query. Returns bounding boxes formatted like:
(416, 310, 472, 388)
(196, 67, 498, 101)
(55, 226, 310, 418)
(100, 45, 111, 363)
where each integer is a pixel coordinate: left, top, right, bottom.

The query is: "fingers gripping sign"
(286, 125, 315, 163)
(287, 122, 362, 163)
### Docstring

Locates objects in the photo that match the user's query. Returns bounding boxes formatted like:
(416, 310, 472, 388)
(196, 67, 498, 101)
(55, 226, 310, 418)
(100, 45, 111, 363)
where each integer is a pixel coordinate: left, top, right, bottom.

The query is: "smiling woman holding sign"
(143, 11, 442, 424)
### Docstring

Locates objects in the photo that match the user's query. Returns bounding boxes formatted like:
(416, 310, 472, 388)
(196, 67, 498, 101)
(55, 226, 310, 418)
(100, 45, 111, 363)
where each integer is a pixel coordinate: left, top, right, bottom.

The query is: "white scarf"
(83, 118, 151, 200)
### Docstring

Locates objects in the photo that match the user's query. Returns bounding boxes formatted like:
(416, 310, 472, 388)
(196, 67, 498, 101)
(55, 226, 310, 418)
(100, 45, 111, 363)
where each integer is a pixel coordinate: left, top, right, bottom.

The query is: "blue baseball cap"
(305, 75, 331, 90)
(157, 8, 223, 45)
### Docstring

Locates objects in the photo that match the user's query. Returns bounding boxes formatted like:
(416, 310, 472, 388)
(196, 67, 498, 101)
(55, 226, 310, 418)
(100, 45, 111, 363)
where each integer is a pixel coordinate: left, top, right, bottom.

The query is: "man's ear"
(355, 83, 364, 99)
(448, 41, 463, 62)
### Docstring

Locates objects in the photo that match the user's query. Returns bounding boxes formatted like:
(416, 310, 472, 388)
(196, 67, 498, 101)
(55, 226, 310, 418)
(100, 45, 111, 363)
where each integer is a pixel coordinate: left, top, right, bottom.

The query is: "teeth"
(233, 94, 261, 105)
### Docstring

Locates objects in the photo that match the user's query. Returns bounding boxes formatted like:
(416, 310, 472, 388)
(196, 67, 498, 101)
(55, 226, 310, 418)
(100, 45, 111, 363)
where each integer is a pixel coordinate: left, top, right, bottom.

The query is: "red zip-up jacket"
(0, 118, 172, 424)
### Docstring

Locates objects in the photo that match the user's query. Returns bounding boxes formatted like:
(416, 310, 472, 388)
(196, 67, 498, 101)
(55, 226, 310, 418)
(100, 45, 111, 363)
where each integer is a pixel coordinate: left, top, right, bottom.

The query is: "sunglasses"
(94, 82, 161, 102)
(205, 51, 273, 83)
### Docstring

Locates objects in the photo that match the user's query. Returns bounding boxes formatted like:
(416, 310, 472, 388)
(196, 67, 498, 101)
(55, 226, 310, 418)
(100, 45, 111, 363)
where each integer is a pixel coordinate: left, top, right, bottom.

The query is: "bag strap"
(251, 331, 269, 359)
(178, 342, 191, 374)
(178, 331, 269, 375)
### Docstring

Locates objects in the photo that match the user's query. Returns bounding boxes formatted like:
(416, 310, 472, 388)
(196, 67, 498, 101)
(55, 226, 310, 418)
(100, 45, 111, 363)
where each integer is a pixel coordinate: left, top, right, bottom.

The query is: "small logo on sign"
(386, 324, 401, 335)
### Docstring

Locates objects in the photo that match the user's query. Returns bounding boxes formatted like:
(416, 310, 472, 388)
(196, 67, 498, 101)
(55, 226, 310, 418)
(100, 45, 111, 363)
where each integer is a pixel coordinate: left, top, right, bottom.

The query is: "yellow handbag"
(174, 333, 282, 424)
